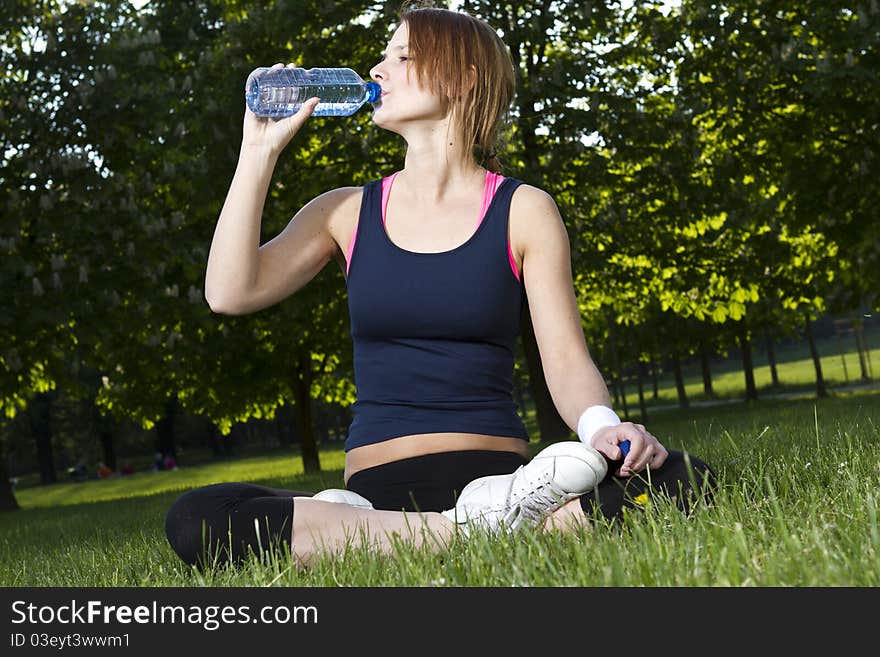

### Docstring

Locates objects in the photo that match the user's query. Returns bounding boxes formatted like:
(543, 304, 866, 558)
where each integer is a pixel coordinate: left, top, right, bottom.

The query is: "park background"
(1, 0, 879, 585)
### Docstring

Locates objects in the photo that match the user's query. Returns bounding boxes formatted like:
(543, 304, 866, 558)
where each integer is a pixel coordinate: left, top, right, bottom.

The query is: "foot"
(310, 488, 374, 510)
(441, 441, 607, 534)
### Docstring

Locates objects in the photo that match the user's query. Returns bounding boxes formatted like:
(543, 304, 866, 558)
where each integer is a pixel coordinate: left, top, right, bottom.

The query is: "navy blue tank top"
(344, 176, 530, 451)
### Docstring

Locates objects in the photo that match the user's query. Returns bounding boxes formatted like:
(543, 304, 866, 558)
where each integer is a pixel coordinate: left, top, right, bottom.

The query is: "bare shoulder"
(285, 185, 361, 270)
(312, 185, 363, 250)
(509, 183, 568, 260)
(511, 183, 558, 210)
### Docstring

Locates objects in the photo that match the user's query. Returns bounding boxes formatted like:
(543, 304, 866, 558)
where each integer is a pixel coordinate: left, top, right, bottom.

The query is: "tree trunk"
(293, 352, 321, 473)
(616, 376, 630, 420)
(208, 423, 225, 457)
(852, 315, 871, 381)
(312, 401, 326, 447)
(834, 321, 850, 383)
(671, 351, 689, 410)
(699, 338, 715, 398)
(605, 315, 629, 420)
(650, 351, 659, 399)
(520, 301, 570, 441)
(805, 317, 828, 398)
(0, 450, 19, 511)
(93, 405, 117, 471)
(764, 327, 780, 386)
(636, 360, 649, 423)
(155, 393, 178, 459)
(610, 378, 621, 409)
(739, 327, 758, 401)
(275, 403, 295, 446)
(29, 391, 57, 485)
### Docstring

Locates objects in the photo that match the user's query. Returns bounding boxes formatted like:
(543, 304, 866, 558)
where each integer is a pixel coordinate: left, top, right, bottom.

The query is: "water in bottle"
(245, 67, 381, 118)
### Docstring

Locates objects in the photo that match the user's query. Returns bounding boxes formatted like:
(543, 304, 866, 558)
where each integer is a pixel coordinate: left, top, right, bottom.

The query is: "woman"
(165, 5, 715, 568)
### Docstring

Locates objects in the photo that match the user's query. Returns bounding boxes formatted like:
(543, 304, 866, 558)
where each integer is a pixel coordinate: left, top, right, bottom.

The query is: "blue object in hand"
(619, 440, 631, 457)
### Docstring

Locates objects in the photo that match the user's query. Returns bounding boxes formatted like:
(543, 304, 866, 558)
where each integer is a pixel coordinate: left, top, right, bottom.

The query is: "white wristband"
(577, 405, 621, 445)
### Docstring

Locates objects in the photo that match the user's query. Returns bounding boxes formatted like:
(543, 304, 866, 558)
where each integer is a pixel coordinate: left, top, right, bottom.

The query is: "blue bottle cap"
(365, 81, 382, 103)
(619, 440, 631, 457)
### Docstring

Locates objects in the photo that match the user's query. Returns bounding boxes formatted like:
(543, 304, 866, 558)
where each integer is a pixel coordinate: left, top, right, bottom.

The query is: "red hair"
(399, 3, 516, 172)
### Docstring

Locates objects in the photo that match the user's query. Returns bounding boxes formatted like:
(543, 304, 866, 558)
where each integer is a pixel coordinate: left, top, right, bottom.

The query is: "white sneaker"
(310, 488, 374, 510)
(441, 441, 607, 534)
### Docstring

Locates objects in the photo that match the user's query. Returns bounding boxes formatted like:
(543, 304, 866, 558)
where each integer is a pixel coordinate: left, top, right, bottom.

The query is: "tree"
(3, 1, 398, 478)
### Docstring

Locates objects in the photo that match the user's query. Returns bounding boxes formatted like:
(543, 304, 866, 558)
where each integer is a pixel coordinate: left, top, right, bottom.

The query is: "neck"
(397, 122, 483, 201)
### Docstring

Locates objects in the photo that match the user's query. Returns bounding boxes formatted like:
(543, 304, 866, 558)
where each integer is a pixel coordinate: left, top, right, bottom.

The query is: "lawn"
(619, 324, 880, 411)
(3, 389, 879, 586)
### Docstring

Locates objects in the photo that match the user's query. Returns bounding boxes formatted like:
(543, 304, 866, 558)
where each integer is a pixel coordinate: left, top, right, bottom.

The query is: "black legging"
(579, 450, 716, 520)
(164, 483, 313, 568)
(165, 449, 716, 567)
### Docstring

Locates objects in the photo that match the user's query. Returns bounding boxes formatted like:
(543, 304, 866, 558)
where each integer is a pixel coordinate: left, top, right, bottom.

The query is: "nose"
(370, 60, 385, 83)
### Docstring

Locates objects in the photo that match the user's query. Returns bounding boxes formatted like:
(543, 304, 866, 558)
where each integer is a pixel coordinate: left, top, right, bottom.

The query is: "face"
(369, 22, 448, 131)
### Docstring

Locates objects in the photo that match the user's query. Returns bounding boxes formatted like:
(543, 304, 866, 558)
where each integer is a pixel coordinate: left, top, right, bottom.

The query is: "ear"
(453, 65, 478, 104)
(465, 64, 477, 93)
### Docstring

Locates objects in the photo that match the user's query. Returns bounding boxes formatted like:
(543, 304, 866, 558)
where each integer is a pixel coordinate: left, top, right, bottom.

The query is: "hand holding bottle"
(241, 63, 319, 157)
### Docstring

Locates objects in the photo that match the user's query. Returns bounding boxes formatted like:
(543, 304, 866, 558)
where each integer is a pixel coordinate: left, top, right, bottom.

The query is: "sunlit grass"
(14, 449, 347, 509)
(623, 339, 880, 409)
(3, 390, 879, 586)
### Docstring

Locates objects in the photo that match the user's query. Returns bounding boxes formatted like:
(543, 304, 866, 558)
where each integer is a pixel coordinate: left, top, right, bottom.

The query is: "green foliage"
(2, 0, 876, 464)
(1, 0, 395, 433)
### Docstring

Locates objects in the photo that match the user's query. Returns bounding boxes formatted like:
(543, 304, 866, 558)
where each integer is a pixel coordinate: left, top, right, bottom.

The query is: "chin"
(371, 110, 398, 132)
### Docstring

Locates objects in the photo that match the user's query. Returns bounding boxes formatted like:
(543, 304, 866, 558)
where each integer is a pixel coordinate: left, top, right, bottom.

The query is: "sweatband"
(577, 405, 621, 445)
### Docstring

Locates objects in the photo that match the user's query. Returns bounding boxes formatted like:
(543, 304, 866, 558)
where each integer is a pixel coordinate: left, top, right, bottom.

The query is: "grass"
(2, 388, 879, 586)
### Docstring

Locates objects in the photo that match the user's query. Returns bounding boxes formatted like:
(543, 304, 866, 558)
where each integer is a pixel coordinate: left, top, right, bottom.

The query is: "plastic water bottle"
(245, 67, 381, 118)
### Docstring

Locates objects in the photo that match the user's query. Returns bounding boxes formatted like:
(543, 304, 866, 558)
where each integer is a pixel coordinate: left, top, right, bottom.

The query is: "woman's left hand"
(591, 423, 669, 477)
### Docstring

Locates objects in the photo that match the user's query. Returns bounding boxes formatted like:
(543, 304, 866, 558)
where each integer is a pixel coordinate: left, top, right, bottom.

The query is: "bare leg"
(291, 499, 456, 566)
(543, 497, 591, 533)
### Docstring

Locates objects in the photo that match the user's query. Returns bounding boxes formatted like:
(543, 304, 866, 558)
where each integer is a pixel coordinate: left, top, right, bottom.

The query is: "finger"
(614, 437, 633, 462)
(619, 431, 646, 472)
(621, 434, 657, 476)
(591, 425, 625, 460)
(598, 430, 631, 459)
(624, 433, 666, 475)
(280, 96, 320, 132)
(648, 445, 669, 470)
(296, 96, 320, 118)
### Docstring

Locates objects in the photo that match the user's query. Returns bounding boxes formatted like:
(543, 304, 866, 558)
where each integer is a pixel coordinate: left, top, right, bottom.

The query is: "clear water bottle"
(245, 67, 381, 118)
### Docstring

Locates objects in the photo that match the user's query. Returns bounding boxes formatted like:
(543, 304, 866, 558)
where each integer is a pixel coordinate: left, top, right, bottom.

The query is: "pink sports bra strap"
(347, 171, 400, 275)
(381, 170, 400, 227)
(347, 170, 519, 281)
(382, 170, 502, 227)
(479, 170, 505, 227)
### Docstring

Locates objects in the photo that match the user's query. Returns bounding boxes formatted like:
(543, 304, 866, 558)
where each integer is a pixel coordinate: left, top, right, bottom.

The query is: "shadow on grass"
(0, 466, 346, 582)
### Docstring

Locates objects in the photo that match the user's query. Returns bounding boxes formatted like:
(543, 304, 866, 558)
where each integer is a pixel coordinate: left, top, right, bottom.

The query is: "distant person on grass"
(165, 4, 716, 569)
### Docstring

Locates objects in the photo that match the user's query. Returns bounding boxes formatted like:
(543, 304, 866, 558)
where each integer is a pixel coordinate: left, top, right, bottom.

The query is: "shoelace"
(503, 469, 569, 528)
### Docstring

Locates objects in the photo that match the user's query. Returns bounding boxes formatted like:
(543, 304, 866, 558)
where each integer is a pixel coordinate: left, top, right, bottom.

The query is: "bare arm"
(514, 185, 668, 476)
(207, 168, 359, 315)
(205, 144, 280, 313)
(205, 62, 353, 315)
(515, 185, 611, 431)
